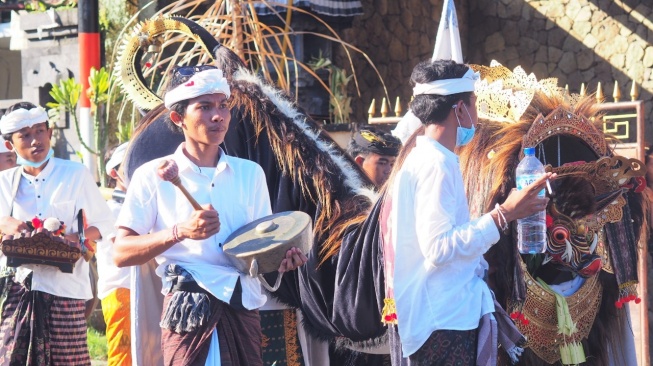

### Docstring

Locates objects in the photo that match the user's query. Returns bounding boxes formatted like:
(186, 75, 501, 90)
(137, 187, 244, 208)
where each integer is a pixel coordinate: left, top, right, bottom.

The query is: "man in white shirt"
(389, 60, 554, 364)
(97, 142, 132, 365)
(0, 101, 113, 365)
(114, 66, 307, 366)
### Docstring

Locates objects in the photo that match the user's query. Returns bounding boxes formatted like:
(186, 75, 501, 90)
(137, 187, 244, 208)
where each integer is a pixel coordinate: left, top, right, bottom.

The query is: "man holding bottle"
(388, 59, 555, 365)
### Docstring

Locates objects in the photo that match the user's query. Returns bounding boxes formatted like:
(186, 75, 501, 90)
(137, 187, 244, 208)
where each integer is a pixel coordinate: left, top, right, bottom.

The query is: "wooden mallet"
(157, 159, 203, 210)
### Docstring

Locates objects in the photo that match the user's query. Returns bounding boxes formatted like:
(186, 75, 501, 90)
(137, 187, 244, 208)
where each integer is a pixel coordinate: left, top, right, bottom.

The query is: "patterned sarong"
(260, 309, 304, 366)
(160, 265, 263, 366)
(101, 288, 131, 366)
(0, 278, 90, 366)
(408, 329, 477, 366)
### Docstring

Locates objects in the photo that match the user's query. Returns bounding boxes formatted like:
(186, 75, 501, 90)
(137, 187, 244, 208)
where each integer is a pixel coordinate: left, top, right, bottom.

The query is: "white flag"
(432, 0, 463, 62)
(393, 0, 464, 143)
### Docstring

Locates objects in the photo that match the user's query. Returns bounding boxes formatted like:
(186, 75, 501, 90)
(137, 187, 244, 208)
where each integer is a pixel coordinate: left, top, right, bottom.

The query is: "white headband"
(0, 106, 49, 134)
(412, 68, 479, 96)
(164, 69, 231, 108)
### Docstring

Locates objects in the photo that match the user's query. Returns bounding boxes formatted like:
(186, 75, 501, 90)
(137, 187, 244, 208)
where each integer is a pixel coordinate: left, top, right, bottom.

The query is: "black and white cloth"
(253, 0, 363, 18)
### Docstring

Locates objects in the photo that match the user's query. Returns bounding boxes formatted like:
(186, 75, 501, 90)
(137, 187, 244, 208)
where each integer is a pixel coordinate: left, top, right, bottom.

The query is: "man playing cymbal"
(114, 66, 307, 366)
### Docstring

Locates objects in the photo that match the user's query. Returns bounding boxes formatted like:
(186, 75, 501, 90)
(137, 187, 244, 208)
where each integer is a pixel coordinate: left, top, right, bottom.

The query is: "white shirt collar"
(416, 136, 459, 161)
(20, 156, 57, 182)
(172, 143, 232, 177)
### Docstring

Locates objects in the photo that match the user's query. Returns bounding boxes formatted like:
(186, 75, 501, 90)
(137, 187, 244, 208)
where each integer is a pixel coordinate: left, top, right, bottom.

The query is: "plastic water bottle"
(515, 147, 547, 254)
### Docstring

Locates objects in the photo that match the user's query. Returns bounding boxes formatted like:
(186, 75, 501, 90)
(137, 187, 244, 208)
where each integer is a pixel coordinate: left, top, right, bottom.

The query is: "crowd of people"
(0, 57, 643, 366)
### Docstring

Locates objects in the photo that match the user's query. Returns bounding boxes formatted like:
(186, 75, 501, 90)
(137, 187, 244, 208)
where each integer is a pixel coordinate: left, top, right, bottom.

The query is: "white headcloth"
(164, 69, 231, 108)
(0, 106, 49, 135)
(412, 68, 479, 96)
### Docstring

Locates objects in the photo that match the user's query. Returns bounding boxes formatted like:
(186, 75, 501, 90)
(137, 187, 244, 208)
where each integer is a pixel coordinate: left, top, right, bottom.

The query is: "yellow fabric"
(101, 288, 132, 366)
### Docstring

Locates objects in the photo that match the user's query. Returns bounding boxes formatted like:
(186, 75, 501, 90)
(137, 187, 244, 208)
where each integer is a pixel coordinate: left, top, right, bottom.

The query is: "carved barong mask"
(520, 107, 646, 278)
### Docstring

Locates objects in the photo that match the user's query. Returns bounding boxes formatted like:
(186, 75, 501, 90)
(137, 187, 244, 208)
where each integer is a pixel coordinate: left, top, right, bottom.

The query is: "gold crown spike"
(630, 82, 639, 101)
(565, 84, 569, 95)
(394, 97, 402, 117)
(596, 82, 604, 103)
(580, 83, 586, 96)
(368, 98, 376, 119)
(613, 81, 621, 102)
(381, 97, 389, 118)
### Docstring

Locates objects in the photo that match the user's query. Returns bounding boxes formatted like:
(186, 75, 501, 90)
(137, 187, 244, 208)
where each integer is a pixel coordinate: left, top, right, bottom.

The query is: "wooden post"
(613, 81, 621, 102)
(368, 99, 376, 121)
(596, 82, 604, 103)
(394, 96, 402, 117)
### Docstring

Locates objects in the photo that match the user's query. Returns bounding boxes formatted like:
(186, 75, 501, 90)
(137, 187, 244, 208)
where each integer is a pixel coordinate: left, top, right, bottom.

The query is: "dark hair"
(409, 59, 472, 125)
(2, 101, 49, 141)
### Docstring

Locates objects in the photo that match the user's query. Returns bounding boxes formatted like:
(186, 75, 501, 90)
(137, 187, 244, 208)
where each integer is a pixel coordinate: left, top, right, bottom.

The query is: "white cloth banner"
(432, 0, 463, 63)
(393, 0, 464, 143)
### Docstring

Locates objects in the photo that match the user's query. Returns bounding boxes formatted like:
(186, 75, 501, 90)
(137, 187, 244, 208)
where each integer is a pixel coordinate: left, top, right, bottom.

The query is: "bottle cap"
(524, 147, 535, 156)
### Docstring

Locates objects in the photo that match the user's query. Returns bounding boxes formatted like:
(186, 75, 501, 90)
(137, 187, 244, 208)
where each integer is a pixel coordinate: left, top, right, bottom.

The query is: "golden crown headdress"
(471, 61, 561, 123)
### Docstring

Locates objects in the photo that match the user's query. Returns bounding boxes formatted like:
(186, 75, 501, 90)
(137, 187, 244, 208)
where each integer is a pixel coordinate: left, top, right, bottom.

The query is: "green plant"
(88, 67, 112, 186)
(87, 328, 108, 360)
(309, 54, 353, 124)
(47, 67, 116, 187)
(47, 77, 89, 152)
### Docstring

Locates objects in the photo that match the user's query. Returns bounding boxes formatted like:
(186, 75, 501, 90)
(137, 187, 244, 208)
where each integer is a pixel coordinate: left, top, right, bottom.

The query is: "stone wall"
(467, 0, 653, 142)
(0, 49, 22, 101)
(336, 0, 470, 123)
(338, 0, 651, 144)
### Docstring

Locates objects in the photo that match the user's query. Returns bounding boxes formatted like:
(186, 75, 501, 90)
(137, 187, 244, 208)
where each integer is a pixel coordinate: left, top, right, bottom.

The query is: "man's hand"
(64, 233, 80, 243)
(500, 172, 557, 222)
(176, 204, 221, 241)
(277, 247, 308, 273)
(0, 216, 28, 235)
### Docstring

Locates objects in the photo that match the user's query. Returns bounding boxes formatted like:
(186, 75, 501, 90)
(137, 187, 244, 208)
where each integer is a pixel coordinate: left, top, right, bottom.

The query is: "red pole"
(78, 0, 100, 108)
(78, 0, 100, 176)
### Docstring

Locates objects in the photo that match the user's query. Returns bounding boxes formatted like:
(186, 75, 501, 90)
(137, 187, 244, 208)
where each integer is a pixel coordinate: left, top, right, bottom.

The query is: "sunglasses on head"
(173, 65, 217, 77)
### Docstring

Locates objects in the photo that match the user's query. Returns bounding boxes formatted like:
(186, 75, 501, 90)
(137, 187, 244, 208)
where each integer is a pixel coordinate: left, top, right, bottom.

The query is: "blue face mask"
(15, 148, 54, 168)
(454, 103, 476, 147)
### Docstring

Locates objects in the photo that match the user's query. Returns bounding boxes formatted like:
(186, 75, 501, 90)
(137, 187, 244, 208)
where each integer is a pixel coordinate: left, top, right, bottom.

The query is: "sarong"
(0, 278, 90, 366)
(408, 329, 477, 366)
(101, 288, 132, 366)
(260, 309, 304, 366)
(160, 271, 263, 366)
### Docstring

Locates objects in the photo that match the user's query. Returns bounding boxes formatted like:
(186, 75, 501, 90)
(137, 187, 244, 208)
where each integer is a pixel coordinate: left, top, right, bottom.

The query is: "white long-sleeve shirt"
(116, 144, 272, 310)
(97, 198, 130, 299)
(0, 158, 114, 300)
(391, 136, 500, 356)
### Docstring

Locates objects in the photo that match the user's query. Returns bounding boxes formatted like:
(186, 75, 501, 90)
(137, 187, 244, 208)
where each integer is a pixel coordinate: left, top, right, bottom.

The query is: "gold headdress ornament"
(521, 106, 608, 158)
(471, 61, 561, 123)
(114, 15, 219, 111)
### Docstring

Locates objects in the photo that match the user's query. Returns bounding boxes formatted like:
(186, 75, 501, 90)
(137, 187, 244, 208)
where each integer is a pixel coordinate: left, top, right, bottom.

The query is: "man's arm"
(114, 226, 178, 267)
(409, 163, 499, 266)
(114, 204, 220, 267)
